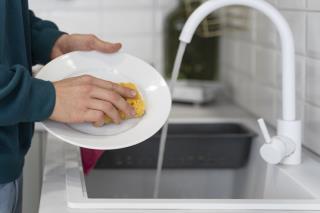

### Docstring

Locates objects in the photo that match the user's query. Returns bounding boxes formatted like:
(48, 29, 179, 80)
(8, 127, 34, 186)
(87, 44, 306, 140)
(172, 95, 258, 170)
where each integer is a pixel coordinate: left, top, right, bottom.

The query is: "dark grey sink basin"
(94, 123, 256, 169)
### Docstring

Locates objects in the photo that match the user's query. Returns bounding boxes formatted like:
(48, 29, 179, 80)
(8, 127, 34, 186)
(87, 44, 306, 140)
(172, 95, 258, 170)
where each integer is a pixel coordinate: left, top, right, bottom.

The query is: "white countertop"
(38, 102, 320, 213)
(35, 122, 46, 131)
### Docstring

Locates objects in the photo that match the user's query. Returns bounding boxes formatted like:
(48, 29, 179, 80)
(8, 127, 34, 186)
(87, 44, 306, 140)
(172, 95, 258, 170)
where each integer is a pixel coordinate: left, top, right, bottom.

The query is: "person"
(0, 1, 137, 212)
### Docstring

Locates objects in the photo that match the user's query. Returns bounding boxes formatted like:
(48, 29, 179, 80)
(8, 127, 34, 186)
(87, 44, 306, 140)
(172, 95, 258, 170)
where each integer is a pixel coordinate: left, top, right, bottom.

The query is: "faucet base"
(277, 119, 302, 165)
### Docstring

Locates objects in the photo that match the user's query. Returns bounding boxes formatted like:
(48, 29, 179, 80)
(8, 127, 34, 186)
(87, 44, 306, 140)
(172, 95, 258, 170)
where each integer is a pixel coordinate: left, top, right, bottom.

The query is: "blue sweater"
(0, 0, 64, 183)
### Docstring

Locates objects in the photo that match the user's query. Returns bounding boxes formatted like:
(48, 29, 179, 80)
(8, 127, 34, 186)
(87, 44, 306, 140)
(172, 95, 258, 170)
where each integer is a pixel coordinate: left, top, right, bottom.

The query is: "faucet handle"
(257, 118, 272, 144)
(257, 118, 296, 164)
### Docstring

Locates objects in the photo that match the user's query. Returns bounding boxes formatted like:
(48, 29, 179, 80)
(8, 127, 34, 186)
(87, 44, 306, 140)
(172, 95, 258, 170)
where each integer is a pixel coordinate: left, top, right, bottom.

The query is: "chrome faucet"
(179, 0, 302, 165)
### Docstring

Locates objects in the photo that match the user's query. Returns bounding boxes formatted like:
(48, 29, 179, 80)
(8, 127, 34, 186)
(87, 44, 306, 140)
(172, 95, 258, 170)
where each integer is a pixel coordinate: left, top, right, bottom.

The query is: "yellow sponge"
(104, 82, 145, 124)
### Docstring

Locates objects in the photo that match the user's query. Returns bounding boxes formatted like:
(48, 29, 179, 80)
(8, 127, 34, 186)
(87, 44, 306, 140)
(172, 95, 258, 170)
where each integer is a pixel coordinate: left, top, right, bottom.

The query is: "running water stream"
(153, 42, 187, 198)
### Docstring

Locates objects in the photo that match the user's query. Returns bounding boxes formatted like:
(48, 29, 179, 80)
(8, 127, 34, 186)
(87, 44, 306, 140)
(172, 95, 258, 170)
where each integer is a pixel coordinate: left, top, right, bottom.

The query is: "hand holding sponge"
(104, 82, 145, 124)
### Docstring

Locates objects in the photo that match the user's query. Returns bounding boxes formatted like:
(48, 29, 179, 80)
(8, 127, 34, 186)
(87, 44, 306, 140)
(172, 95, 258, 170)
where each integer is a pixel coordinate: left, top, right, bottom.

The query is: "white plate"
(36, 51, 171, 150)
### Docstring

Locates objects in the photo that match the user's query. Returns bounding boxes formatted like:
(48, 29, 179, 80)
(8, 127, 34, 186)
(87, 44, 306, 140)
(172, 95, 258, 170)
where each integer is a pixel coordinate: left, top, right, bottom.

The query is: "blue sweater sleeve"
(29, 11, 65, 65)
(0, 64, 56, 125)
(0, 12, 63, 125)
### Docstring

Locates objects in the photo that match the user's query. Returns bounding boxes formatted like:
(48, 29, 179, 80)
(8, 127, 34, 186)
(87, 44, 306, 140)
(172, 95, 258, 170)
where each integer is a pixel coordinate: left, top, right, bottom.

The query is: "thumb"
(92, 37, 122, 53)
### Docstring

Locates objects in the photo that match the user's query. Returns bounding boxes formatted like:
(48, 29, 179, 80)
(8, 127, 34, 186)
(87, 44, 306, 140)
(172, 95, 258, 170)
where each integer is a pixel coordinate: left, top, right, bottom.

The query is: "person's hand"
(50, 34, 122, 59)
(50, 75, 137, 126)
(49, 34, 126, 126)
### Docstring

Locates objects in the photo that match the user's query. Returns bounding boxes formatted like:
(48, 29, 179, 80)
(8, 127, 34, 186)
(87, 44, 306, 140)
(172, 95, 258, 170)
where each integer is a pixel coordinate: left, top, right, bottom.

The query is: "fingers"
(89, 77, 136, 98)
(88, 35, 122, 53)
(90, 87, 136, 118)
(87, 100, 122, 124)
(56, 34, 122, 54)
(83, 109, 105, 124)
(109, 83, 137, 98)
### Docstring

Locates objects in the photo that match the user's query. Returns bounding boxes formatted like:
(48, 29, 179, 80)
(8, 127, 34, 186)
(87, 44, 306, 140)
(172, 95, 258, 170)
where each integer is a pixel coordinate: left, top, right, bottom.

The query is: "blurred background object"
(164, 0, 223, 104)
(164, 0, 221, 81)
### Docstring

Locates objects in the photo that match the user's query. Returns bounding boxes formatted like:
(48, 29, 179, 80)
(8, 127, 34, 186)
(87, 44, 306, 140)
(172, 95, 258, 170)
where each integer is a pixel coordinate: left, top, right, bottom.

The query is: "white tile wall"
(254, 85, 278, 125)
(101, 10, 154, 36)
(256, 13, 278, 47)
(305, 103, 320, 154)
(103, 35, 155, 62)
(49, 11, 103, 35)
(281, 11, 306, 55)
(307, 13, 320, 58)
(28, 0, 179, 71)
(255, 46, 278, 87)
(220, 38, 238, 68)
(231, 14, 256, 42)
(278, 0, 306, 9)
(307, 0, 320, 10)
(220, 0, 320, 155)
(306, 58, 320, 106)
(101, 0, 152, 8)
(235, 41, 255, 77)
(234, 72, 255, 113)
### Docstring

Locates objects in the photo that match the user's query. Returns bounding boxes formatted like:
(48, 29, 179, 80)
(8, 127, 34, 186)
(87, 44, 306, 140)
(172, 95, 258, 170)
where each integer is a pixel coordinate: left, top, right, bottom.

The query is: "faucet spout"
(180, 0, 295, 121)
(179, 0, 301, 165)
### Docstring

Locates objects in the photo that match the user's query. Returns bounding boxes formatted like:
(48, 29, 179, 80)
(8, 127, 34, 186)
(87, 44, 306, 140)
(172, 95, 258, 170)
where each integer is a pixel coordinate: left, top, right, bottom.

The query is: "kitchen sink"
(65, 120, 320, 210)
(87, 122, 255, 199)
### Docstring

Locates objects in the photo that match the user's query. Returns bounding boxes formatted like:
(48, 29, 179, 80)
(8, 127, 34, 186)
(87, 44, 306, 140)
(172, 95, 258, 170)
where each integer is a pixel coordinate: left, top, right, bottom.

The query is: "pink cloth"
(80, 148, 105, 175)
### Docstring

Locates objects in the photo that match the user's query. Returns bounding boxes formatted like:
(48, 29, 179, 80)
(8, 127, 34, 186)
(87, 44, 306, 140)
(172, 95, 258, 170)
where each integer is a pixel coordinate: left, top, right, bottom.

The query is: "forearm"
(29, 11, 65, 65)
(0, 64, 55, 125)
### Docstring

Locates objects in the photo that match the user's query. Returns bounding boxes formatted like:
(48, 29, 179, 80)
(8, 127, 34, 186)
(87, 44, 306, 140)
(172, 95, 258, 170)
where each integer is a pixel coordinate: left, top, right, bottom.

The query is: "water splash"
(153, 42, 187, 198)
